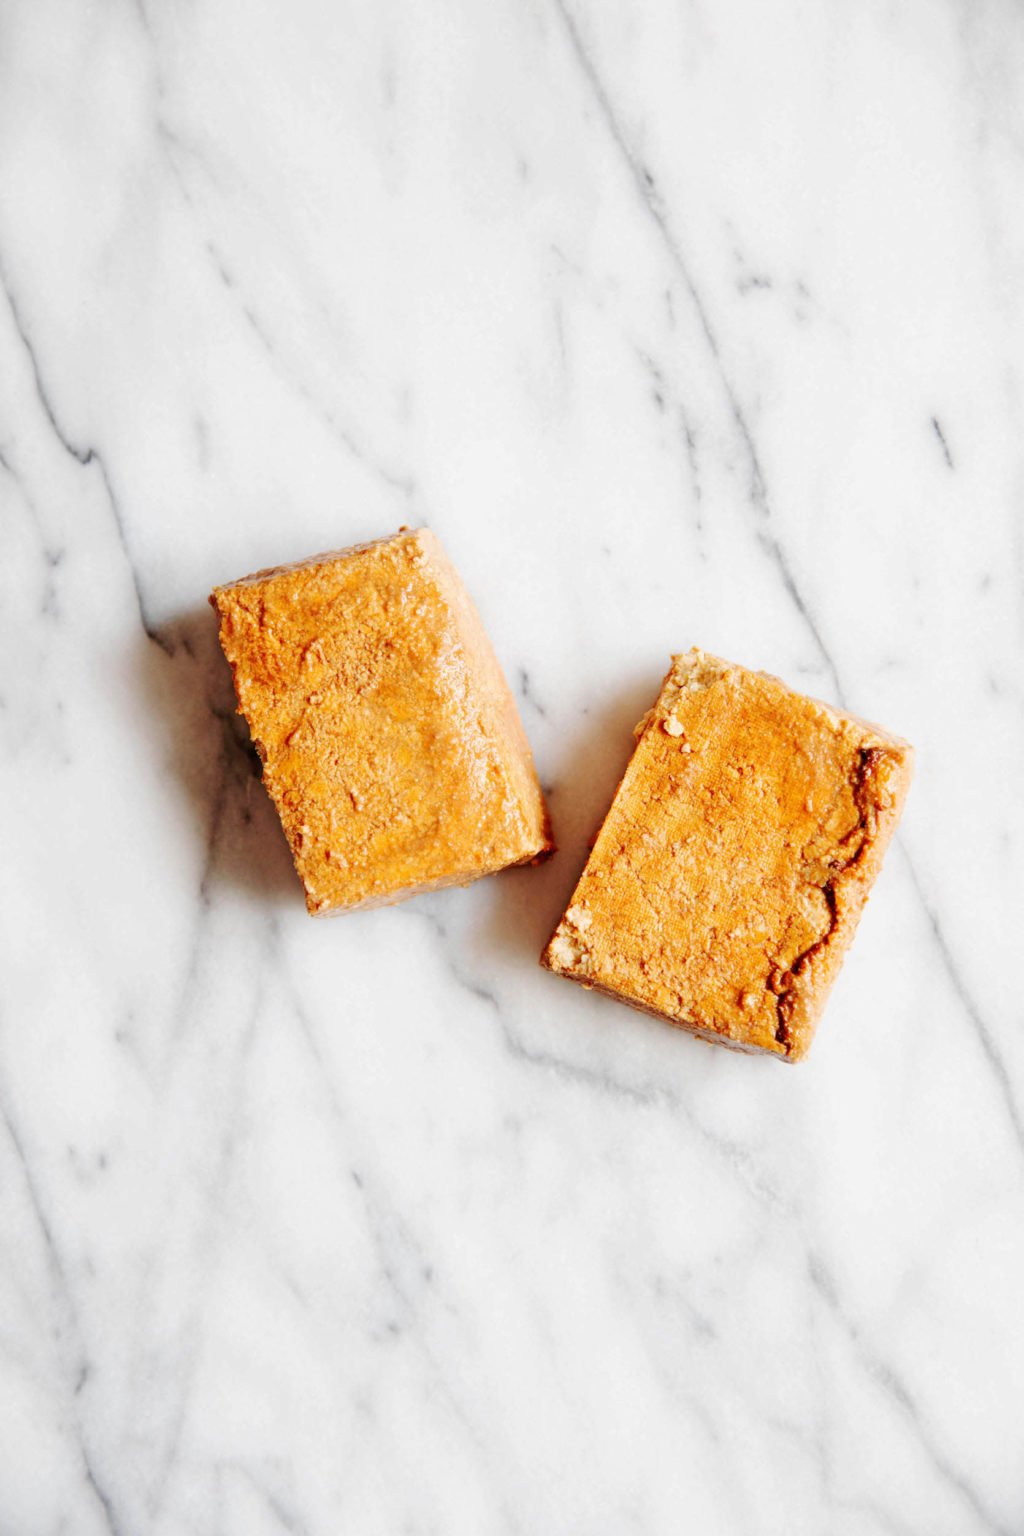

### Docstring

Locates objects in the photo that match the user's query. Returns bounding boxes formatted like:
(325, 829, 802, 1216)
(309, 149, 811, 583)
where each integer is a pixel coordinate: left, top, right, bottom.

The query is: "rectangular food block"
(541, 650, 913, 1060)
(211, 528, 552, 914)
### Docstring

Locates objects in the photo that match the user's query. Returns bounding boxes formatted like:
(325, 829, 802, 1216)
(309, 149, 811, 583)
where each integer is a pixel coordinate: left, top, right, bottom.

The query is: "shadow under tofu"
(135, 602, 300, 907)
(469, 670, 663, 968)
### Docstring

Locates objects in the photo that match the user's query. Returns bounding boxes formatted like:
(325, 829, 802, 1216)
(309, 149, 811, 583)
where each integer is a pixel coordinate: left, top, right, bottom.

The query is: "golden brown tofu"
(541, 650, 913, 1060)
(211, 528, 552, 914)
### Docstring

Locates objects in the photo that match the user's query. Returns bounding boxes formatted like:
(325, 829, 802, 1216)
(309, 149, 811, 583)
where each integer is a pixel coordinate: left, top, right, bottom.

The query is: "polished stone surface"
(1, 2, 1021, 1531)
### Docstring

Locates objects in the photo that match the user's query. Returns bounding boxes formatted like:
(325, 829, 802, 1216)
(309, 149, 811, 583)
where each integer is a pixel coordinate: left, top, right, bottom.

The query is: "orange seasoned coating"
(541, 650, 913, 1061)
(211, 528, 552, 914)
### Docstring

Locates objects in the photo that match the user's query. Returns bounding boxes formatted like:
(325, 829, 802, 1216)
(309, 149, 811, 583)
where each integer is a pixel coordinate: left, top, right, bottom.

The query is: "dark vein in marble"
(679, 403, 702, 515)
(148, 965, 265, 1521)
(809, 1252, 1013, 1536)
(201, 238, 414, 498)
(518, 667, 548, 720)
(227, 1465, 312, 1536)
(899, 844, 1023, 1150)
(277, 953, 438, 1334)
(0, 1100, 127, 1536)
(81, 21, 413, 508)
(634, 346, 704, 530)
(403, 907, 658, 1104)
(931, 415, 954, 469)
(411, 908, 795, 1212)
(834, 1497, 920, 1536)
(82, 1460, 128, 1536)
(550, 0, 841, 696)
(0, 259, 170, 654)
(0, 445, 66, 582)
(276, 960, 521, 1524)
(285, 1020, 442, 1348)
(0, 1100, 80, 1331)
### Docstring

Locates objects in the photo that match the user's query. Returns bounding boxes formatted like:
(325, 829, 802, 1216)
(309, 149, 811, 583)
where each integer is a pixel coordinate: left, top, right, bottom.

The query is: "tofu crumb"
(548, 930, 590, 972)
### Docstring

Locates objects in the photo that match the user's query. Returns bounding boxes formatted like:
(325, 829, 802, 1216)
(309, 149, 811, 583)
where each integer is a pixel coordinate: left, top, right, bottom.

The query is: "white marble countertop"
(2, 2, 1022, 1532)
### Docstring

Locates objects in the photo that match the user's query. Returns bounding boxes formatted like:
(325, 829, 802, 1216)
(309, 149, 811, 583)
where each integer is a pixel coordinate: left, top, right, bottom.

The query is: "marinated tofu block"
(541, 650, 912, 1060)
(211, 528, 552, 914)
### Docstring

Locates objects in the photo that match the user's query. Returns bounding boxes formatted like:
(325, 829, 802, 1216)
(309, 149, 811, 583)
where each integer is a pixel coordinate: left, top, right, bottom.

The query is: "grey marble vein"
(0, 0, 1021, 1531)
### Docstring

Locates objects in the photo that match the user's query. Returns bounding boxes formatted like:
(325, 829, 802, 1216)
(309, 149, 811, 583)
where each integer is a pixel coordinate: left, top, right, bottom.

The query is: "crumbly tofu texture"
(541, 650, 913, 1061)
(211, 528, 552, 914)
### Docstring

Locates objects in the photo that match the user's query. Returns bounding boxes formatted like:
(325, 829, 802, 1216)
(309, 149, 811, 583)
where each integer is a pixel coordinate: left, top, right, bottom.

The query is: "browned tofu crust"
(211, 528, 552, 914)
(541, 650, 913, 1061)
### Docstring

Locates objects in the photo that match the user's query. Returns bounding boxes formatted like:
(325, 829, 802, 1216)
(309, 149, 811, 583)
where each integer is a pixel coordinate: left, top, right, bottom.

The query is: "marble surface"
(1, 0, 1022, 1531)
